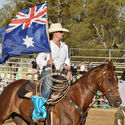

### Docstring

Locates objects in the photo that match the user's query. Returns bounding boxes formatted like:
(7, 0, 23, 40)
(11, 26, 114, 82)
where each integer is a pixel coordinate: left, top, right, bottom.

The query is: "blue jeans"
(41, 69, 53, 99)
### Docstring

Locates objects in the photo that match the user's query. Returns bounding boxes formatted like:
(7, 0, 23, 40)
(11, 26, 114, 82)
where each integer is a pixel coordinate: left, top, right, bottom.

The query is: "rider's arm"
(64, 45, 70, 70)
(36, 53, 50, 71)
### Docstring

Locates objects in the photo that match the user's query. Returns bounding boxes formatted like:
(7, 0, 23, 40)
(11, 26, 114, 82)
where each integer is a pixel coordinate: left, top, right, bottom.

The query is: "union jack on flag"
(0, 1, 51, 64)
(6, 2, 47, 33)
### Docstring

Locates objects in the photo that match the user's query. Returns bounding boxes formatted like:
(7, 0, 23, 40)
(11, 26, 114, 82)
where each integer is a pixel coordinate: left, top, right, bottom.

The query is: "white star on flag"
(23, 35, 35, 48)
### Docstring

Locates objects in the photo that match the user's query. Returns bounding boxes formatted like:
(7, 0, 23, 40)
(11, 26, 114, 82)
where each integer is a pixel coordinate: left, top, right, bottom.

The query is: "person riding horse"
(31, 23, 70, 121)
(0, 60, 122, 125)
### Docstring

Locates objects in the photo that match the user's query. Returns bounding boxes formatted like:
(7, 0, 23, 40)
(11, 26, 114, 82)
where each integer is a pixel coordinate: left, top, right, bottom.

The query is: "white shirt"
(118, 80, 125, 107)
(36, 52, 50, 72)
(36, 40, 70, 71)
(50, 40, 70, 70)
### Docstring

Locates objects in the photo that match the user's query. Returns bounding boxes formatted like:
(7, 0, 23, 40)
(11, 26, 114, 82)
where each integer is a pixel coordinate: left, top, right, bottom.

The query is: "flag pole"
(46, 8, 53, 73)
(45, 3, 54, 124)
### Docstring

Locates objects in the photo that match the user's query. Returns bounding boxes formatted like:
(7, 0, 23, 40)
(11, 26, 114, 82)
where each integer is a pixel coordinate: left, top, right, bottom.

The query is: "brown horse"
(0, 60, 122, 125)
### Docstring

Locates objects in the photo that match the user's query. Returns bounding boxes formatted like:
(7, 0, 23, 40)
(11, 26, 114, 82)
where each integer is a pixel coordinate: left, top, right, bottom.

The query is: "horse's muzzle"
(106, 95, 122, 108)
(114, 99, 122, 107)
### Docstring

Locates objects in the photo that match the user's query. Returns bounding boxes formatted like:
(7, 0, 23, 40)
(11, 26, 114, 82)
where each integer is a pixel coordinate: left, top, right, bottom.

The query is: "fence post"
(109, 49, 112, 61)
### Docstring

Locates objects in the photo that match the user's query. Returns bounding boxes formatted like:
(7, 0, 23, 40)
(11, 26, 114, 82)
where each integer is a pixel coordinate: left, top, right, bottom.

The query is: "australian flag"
(0, 1, 51, 64)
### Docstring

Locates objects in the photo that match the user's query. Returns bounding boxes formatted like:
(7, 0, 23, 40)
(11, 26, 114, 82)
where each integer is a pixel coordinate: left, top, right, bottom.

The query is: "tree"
(66, 0, 125, 49)
(0, 0, 125, 50)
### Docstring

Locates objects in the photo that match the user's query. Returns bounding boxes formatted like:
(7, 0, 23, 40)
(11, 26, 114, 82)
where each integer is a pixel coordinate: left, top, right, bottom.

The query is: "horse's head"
(97, 60, 121, 107)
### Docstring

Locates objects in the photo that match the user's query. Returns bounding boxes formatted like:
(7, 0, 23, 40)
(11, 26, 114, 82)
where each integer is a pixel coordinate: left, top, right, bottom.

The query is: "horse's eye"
(108, 77, 112, 82)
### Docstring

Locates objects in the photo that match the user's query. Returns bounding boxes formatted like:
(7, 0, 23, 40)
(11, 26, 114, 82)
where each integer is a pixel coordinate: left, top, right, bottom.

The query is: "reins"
(65, 65, 115, 125)
(81, 70, 106, 97)
(86, 67, 118, 97)
(34, 63, 119, 124)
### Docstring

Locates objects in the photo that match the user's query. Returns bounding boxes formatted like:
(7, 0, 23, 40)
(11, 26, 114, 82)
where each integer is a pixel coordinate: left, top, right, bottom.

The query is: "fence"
(0, 57, 34, 84)
(70, 48, 125, 77)
(0, 48, 125, 108)
(0, 48, 125, 83)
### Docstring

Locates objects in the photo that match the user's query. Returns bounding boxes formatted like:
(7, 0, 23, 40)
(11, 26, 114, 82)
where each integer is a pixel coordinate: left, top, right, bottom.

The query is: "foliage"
(0, 0, 125, 59)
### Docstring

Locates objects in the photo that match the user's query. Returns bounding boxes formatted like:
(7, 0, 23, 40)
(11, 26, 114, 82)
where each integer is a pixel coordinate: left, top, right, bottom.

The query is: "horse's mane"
(71, 64, 106, 87)
(90, 64, 105, 71)
(80, 64, 105, 78)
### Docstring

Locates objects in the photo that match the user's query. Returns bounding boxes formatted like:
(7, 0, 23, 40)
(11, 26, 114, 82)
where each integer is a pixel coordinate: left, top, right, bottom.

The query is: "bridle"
(65, 65, 119, 125)
(88, 70, 107, 96)
(87, 66, 119, 97)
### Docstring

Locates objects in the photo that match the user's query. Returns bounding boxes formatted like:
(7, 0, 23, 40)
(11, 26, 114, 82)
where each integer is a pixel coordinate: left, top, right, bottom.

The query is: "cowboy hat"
(49, 23, 69, 33)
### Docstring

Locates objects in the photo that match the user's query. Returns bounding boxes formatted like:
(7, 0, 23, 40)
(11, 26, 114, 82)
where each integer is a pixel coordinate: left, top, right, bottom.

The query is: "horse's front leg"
(51, 111, 60, 125)
(0, 120, 3, 125)
(12, 114, 43, 125)
(12, 116, 29, 125)
(0, 114, 10, 125)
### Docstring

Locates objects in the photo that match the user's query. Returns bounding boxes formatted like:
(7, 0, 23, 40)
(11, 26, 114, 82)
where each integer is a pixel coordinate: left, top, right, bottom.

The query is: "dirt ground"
(3, 108, 117, 125)
(86, 108, 117, 125)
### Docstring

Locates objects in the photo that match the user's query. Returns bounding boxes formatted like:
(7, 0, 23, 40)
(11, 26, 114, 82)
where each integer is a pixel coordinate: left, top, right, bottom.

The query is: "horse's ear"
(109, 60, 113, 65)
(107, 60, 113, 69)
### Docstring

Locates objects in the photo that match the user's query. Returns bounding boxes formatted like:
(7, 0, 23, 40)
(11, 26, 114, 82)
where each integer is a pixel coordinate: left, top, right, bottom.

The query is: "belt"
(43, 66, 51, 71)
(44, 67, 51, 71)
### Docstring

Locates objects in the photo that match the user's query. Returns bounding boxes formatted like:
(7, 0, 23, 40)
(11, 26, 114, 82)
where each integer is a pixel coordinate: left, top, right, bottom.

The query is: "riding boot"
(31, 96, 47, 121)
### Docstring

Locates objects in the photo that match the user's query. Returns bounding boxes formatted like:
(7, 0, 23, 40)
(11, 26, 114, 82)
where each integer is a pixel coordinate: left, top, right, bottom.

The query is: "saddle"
(17, 72, 71, 102)
(17, 80, 41, 99)
(17, 73, 71, 125)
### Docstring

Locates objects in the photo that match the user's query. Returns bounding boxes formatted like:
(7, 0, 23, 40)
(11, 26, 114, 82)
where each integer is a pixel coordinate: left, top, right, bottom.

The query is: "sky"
(0, 0, 4, 9)
(0, 0, 8, 9)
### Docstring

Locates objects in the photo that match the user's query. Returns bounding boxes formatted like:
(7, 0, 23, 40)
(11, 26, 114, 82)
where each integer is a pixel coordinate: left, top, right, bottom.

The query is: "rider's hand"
(47, 59, 53, 65)
(65, 64, 70, 70)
